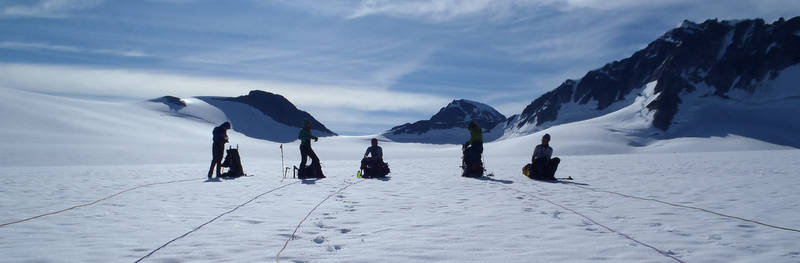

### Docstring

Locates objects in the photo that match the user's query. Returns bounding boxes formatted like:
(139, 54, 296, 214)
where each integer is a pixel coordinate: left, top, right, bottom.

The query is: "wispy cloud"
(1, 0, 103, 18)
(176, 36, 438, 90)
(0, 41, 150, 57)
(558, 0, 690, 10)
(341, 0, 796, 23)
(0, 63, 450, 113)
(348, 0, 498, 20)
(343, 0, 670, 21)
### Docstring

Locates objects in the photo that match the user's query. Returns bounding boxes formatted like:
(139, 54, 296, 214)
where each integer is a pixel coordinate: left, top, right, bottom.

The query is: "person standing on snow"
(530, 133, 560, 180)
(298, 119, 320, 175)
(208, 122, 231, 179)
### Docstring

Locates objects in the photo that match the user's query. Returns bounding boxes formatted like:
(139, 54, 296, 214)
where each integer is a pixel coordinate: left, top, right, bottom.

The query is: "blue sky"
(1, 0, 798, 135)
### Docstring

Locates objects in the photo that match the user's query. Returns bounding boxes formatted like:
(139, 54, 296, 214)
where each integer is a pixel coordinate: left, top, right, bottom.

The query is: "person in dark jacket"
(208, 122, 231, 179)
(361, 138, 383, 170)
(530, 133, 560, 180)
(463, 121, 483, 162)
(298, 119, 320, 176)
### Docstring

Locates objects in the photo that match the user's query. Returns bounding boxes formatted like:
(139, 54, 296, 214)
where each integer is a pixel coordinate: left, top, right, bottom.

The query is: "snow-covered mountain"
(505, 17, 800, 148)
(383, 99, 507, 144)
(147, 90, 336, 143)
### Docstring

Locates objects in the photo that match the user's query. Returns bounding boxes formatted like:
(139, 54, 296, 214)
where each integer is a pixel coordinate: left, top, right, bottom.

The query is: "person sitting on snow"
(463, 121, 483, 163)
(530, 133, 560, 180)
(361, 138, 383, 170)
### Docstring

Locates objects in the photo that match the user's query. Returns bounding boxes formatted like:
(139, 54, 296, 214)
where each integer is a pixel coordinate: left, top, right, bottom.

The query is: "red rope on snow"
(135, 181, 301, 263)
(0, 178, 200, 228)
(572, 185, 800, 233)
(506, 186, 685, 263)
(276, 179, 365, 263)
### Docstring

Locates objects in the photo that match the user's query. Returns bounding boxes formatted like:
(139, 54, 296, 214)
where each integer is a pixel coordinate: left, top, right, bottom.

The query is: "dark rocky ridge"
(217, 90, 336, 135)
(512, 17, 800, 131)
(149, 96, 186, 111)
(385, 99, 506, 143)
(149, 90, 336, 142)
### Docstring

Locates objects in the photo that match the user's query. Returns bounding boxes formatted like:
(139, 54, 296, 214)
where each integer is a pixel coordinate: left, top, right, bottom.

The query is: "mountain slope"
(148, 90, 336, 143)
(506, 17, 800, 148)
(383, 99, 507, 144)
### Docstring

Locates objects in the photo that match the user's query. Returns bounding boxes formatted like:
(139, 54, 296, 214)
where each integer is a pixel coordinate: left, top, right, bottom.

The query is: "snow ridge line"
(506, 187, 685, 263)
(572, 185, 800, 233)
(134, 180, 300, 263)
(276, 179, 366, 263)
(0, 178, 200, 228)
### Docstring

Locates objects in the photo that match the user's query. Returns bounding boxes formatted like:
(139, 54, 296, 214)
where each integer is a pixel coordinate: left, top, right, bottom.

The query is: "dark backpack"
(221, 147, 245, 177)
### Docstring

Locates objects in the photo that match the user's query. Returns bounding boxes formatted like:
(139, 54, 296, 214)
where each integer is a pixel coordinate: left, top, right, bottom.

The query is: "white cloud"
(1, 0, 103, 18)
(176, 37, 438, 90)
(342, 0, 775, 22)
(494, 11, 646, 65)
(0, 41, 150, 57)
(559, 0, 690, 10)
(0, 63, 450, 114)
(343, 0, 656, 21)
(348, 0, 498, 20)
(492, 101, 530, 117)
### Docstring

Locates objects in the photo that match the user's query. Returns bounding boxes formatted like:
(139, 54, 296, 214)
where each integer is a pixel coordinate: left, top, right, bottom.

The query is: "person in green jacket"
(463, 121, 483, 162)
(298, 119, 319, 173)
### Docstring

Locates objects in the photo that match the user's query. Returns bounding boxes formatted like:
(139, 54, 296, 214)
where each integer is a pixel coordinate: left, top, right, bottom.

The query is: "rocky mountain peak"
(508, 17, 800, 133)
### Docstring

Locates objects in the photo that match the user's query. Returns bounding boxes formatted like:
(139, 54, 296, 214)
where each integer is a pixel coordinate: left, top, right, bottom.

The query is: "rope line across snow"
(276, 179, 366, 262)
(0, 178, 200, 228)
(135, 181, 300, 263)
(507, 187, 685, 263)
(572, 185, 800, 233)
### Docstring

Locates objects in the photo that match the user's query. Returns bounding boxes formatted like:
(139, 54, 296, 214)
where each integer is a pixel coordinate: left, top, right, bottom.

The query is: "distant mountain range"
(146, 17, 800, 147)
(383, 17, 800, 147)
(148, 90, 335, 143)
(506, 17, 800, 135)
(494, 17, 800, 147)
(382, 99, 506, 144)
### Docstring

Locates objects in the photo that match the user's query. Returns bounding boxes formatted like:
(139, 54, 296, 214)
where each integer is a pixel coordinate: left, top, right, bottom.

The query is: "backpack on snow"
(221, 146, 246, 177)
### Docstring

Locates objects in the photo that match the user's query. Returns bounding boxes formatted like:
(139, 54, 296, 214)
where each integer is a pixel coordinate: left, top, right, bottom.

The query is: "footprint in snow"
(552, 211, 563, 219)
(326, 244, 343, 252)
(313, 236, 326, 244)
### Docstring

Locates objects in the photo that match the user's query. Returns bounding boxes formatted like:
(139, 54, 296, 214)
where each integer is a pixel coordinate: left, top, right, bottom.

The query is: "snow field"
(2, 150, 799, 262)
(1, 86, 799, 262)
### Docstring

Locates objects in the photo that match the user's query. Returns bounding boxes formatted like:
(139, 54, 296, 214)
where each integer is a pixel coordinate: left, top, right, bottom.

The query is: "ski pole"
(280, 144, 285, 179)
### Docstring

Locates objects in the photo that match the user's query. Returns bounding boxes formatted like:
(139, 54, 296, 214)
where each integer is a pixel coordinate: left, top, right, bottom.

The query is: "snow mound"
(146, 95, 333, 143)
